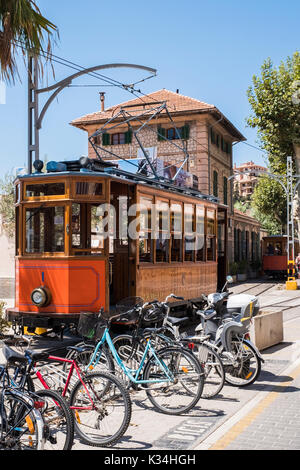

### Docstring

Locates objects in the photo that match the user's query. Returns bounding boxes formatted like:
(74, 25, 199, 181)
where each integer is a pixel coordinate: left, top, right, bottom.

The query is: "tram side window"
(206, 209, 216, 261)
(25, 206, 64, 253)
(184, 204, 195, 262)
(171, 203, 182, 262)
(139, 198, 153, 262)
(196, 206, 205, 261)
(155, 201, 170, 263)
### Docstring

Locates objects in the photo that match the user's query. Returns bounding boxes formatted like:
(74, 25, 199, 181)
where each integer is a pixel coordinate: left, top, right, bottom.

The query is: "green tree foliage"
(247, 52, 300, 236)
(247, 52, 300, 172)
(251, 176, 286, 234)
(0, 0, 58, 84)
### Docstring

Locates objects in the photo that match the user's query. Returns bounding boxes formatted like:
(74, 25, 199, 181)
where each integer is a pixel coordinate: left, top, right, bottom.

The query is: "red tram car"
(6, 157, 228, 332)
(262, 235, 300, 279)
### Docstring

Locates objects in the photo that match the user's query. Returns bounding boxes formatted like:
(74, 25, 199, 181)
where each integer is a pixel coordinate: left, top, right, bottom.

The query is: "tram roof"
(16, 158, 222, 205)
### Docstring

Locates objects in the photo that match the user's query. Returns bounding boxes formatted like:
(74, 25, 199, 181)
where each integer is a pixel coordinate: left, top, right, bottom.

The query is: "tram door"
(109, 182, 136, 305)
(217, 208, 227, 291)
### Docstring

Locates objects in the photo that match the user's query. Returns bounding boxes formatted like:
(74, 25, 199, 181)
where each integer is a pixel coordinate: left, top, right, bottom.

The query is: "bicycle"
(74, 304, 205, 416)
(1, 337, 131, 448)
(112, 295, 225, 399)
(1, 338, 74, 450)
(0, 361, 45, 450)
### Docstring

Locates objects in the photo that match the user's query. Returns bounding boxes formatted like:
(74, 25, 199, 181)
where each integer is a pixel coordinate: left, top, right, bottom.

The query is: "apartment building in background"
(234, 161, 268, 198)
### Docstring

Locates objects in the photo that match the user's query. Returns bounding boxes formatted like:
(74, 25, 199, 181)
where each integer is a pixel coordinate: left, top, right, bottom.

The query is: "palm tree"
(0, 0, 58, 83)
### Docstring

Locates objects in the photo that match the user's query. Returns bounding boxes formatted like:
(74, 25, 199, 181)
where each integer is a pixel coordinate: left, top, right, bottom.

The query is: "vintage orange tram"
(6, 157, 228, 330)
(262, 235, 300, 279)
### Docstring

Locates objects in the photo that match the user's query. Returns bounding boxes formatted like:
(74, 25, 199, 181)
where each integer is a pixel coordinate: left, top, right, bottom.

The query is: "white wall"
(0, 216, 15, 278)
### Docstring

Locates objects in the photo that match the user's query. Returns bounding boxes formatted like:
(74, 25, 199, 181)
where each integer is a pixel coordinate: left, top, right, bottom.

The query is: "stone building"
(71, 89, 262, 267)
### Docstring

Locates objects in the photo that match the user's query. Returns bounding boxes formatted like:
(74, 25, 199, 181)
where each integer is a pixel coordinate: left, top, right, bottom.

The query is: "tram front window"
(25, 206, 65, 253)
(71, 203, 107, 255)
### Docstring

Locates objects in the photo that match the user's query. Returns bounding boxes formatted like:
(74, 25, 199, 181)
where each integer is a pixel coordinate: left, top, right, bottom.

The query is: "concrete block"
(250, 309, 283, 351)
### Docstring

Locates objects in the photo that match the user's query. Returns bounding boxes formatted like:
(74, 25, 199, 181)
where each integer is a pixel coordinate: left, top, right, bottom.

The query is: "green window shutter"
(125, 130, 132, 144)
(182, 124, 190, 140)
(213, 170, 218, 197)
(216, 134, 220, 147)
(223, 176, 228, 205)
(210, 128, 215, 144)
(157, 126, 166, 141)
(102, 133, 110, 146)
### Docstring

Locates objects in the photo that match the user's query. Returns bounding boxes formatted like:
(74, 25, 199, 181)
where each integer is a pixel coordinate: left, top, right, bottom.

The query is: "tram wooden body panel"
(136, 262, 217, 302)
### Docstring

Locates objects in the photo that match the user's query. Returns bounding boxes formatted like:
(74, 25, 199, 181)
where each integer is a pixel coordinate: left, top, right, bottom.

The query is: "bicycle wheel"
(33, 389, 74, 450)
(69, 371, 131, 447)
(192, 342, 225, 398)
(0, 389, 44, 450)
(223, 339, 261, 387)
(143, 346, 204, 415)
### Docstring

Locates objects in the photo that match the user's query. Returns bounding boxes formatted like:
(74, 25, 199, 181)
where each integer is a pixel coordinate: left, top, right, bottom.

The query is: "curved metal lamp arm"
(228, 169, 288, 195)
(35, 63, 157, 130)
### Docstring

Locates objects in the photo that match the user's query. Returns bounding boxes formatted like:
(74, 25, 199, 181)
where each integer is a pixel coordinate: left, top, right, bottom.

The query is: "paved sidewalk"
(1, 280, 300, 451)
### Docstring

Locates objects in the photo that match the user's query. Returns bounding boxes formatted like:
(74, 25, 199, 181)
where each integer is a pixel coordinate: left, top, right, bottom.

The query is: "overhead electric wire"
(13, 39, 265, 166)
(12, 38, 155, 94)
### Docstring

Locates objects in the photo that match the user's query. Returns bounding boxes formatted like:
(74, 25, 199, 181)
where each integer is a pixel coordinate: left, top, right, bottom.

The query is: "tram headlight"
(31, 287, 51, 307)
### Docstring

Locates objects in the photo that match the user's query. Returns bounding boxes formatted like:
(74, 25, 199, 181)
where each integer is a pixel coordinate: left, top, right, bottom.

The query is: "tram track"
(230, 280, 300, 313)
(230, 281, 279, 297)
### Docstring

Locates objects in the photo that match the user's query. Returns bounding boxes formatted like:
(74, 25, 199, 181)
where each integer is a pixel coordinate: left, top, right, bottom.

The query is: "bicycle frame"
(10, 354, 98, 412)
(85, 327, 175, 385)
(0, 369, 44, 449)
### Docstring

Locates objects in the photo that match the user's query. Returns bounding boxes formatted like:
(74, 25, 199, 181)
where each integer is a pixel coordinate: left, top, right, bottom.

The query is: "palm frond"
(0, 0, 58, 83)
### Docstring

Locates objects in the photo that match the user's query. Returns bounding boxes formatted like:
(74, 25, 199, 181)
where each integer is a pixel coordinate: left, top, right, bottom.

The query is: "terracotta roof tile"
(70, 88, 246, 141)
(70, 89, 215, 126)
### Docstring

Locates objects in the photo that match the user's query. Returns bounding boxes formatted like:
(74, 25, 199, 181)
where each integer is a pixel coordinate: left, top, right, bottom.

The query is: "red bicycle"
(2, 340, 132, 448)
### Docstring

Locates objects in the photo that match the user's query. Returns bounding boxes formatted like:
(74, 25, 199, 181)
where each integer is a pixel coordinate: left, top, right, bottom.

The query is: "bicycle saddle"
(2, 344, 35, 364)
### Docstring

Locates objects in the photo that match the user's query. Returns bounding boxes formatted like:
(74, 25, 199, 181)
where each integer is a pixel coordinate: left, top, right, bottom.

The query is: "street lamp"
(27, 55, 157, 172)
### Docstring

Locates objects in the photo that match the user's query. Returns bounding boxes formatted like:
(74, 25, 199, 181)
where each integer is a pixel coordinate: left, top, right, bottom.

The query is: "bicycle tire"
(68, 371, 131, 447)
(223, 339, 261, 387)
(0, 388, 44, 450)
(33, 389, 74, 450)
(143, 346, 204, 415)
(191, 342, 225, 398)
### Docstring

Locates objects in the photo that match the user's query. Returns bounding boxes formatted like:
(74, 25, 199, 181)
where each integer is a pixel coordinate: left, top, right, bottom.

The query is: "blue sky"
(0, 0, 299, 177)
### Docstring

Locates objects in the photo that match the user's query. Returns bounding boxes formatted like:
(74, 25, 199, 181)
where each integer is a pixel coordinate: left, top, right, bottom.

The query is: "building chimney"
(99, 92, 105, 112)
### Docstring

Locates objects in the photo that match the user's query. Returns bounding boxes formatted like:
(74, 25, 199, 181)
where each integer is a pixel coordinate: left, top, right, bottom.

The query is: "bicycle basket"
(77, 312, 100, 340)
(93, 320, 106, 341)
